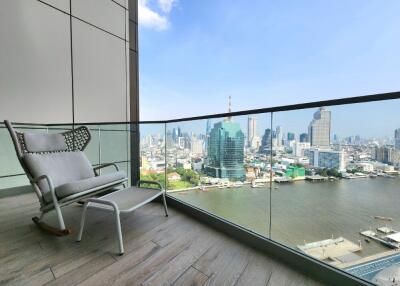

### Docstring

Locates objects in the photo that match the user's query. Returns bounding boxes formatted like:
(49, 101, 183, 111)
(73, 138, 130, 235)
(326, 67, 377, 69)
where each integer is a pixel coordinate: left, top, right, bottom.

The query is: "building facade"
(259, 128, 272, 154)
(205, 119, 245, 180)
(395, 128, 400, 150)
(309, 148, 346, 171)
(300, 133, 309, 143)
(247, 116, 256, 147)
(308, 107, 331, 147)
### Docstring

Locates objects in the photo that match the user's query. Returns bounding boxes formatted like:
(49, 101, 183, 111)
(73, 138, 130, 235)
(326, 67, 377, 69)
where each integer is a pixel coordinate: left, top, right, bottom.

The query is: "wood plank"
(141, 227, 217, 286)
(235, 253, 273, 286)
(45, 253, 115, 286)
(0, 267, 54, 286)
(77, 241, 160, 286)
(194, 238, 250, 286)
(108, 231, 201, 285)
(173, 267, 209, 286)
(267, 262, 325, 286)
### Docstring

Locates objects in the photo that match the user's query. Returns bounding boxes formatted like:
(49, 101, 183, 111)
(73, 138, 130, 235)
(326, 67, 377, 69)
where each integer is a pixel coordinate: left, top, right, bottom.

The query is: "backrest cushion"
(23, 151, 95, 194)
(24, 133, 67, 153)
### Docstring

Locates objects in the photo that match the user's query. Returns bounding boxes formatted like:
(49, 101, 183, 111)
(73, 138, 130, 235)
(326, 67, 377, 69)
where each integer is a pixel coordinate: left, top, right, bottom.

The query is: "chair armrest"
(32, 175, 59, 204)
(93, 163, 119, 176)
(136, 180, 163, 191)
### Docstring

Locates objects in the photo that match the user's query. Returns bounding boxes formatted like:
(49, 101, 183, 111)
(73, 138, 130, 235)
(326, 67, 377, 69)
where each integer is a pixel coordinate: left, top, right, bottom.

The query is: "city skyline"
(140, 99, 400, 141)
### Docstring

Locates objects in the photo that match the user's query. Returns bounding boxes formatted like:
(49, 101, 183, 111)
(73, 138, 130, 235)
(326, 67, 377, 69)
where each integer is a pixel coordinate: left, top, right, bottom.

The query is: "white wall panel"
(72, 0, 125, 39)
(0, 0, 72, 124)
(40, 0, 70, 13)
(72, 19, 126, 123)
(113, 0, 127, 9)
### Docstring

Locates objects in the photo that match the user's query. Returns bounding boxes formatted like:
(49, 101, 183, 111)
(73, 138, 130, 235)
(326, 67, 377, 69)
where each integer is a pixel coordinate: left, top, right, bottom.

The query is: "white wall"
(0, 0, 135, 124)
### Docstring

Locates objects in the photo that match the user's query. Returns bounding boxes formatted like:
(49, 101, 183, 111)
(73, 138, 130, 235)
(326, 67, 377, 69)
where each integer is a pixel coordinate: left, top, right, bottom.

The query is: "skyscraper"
(247, 116, 257, 147)
(205, 119, 212, 152)
(287, 132, 295, 141)
(299, 133, 309, 143)
(308, 107, 331, 147)
(259, 129, 272, 154)
(206, 119, 212, 135)
(205, 97, 245, 180)
(395, 128, 400, 149)
(276, 126, 282, 146)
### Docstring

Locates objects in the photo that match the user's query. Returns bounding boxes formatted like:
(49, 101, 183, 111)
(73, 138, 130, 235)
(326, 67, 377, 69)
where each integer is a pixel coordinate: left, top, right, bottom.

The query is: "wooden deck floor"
(0, 188, 326, 286)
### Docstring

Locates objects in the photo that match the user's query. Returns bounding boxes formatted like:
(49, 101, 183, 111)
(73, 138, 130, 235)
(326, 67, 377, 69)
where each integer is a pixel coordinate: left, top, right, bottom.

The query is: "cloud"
(138, 0, 176, 31)
(158, 0, 176, 13)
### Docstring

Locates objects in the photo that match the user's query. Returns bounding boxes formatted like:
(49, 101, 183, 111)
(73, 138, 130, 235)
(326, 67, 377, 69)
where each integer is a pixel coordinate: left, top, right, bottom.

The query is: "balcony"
(0, 187, 323, 286)
(3, 94, 400, 285)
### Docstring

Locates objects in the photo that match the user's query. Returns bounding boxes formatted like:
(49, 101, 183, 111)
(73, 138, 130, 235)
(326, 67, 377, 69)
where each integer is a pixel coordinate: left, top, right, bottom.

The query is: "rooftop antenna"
(226, 95, 232, 122)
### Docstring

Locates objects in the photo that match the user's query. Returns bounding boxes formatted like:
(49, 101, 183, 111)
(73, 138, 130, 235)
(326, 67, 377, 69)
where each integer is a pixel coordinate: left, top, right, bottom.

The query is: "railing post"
(130, 122, 140, 186)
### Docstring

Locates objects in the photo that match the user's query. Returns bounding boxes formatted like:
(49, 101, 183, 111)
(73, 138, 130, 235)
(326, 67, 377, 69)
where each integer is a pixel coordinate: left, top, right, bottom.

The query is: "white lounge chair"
(4, 120, 128, 235)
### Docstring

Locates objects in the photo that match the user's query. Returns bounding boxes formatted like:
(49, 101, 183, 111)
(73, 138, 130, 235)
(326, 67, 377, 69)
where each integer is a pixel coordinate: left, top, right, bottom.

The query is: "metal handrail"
(4, 90, 400, 126)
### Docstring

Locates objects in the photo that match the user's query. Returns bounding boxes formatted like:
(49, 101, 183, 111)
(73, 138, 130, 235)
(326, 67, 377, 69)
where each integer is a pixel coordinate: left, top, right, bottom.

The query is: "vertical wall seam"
(69, 0, 75, 147)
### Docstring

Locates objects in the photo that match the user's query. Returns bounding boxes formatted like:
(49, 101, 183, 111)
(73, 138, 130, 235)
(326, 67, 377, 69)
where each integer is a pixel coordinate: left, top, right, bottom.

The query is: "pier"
(274, 177, 293, 183)
(305, 175, 329, 182)
(360, 230, 400, 249)
(297, 237, 362, 262)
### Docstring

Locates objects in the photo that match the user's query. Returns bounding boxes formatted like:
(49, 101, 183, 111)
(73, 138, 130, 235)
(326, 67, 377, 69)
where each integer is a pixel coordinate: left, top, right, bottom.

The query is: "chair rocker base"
(32, 216, 72, 236)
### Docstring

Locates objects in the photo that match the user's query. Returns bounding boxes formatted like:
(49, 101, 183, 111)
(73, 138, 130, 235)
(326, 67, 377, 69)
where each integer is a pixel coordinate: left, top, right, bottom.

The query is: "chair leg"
(114, 210, 124, 255)
(77, 202, 89, 242)
(162, 193, 169, 217)
(54, 203, 66, 230)
(32, 208, 72, 236)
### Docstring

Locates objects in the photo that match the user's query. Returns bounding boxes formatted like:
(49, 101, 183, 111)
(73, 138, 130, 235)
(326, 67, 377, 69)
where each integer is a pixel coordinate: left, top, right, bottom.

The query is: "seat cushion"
(24, 151, 95, 198)
(54, 171, 127, 200)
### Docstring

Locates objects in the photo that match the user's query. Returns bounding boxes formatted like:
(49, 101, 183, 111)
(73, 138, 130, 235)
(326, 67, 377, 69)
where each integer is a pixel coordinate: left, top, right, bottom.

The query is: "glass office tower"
(205, 118, 245, 180)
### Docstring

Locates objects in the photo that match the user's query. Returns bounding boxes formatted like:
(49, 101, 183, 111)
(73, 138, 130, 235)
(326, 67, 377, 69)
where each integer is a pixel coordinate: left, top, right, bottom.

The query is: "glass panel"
(166, 113, 272, 237)
(99, 124, 129, 164)
(0, 124, 47, 177)
(139, 123, 167, 189)
(271, 99, 400, 284)
(0, 175, 29, 190)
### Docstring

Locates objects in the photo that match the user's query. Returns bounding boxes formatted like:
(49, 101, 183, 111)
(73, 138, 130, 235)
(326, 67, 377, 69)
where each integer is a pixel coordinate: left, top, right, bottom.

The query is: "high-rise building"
(205, 119, 212, 152)
(287, 132, 295, 141)
(276, 126, 282, 146)
(308, 107, 331, 147)
(206, 119, 212, 135)
(259, 129, 272, 154)
(172, 128, 179, 143)
(294, 142, 310, 157)
(309, 148, 346, 171)
(299, 133, 309, 143)
(247, 116, 257, 147)
(374, 146, 400, 165)
(395, 129, 400, 149)
(333, 134, 339, 144)
(205, 97, 245, 180)
(190, 137, 203, 155)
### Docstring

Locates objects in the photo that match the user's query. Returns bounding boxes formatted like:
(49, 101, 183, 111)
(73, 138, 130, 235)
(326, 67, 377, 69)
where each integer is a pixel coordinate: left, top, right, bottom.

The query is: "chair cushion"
(24, 151, 95, 198)
(54, 171, 127, 200)
(24, 133, 67, 152)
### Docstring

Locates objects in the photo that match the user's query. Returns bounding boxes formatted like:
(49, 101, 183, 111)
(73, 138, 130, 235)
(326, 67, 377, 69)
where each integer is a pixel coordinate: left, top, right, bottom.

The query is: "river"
(171, 177, 400, 258)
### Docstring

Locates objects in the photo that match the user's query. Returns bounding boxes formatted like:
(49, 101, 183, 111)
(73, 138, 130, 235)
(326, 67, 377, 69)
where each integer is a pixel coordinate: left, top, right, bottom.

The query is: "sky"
(138, 0, 400, 135)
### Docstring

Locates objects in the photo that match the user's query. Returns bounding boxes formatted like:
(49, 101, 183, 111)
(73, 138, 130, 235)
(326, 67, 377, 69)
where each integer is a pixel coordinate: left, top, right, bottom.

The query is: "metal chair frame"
(4, 120, 127, 235)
